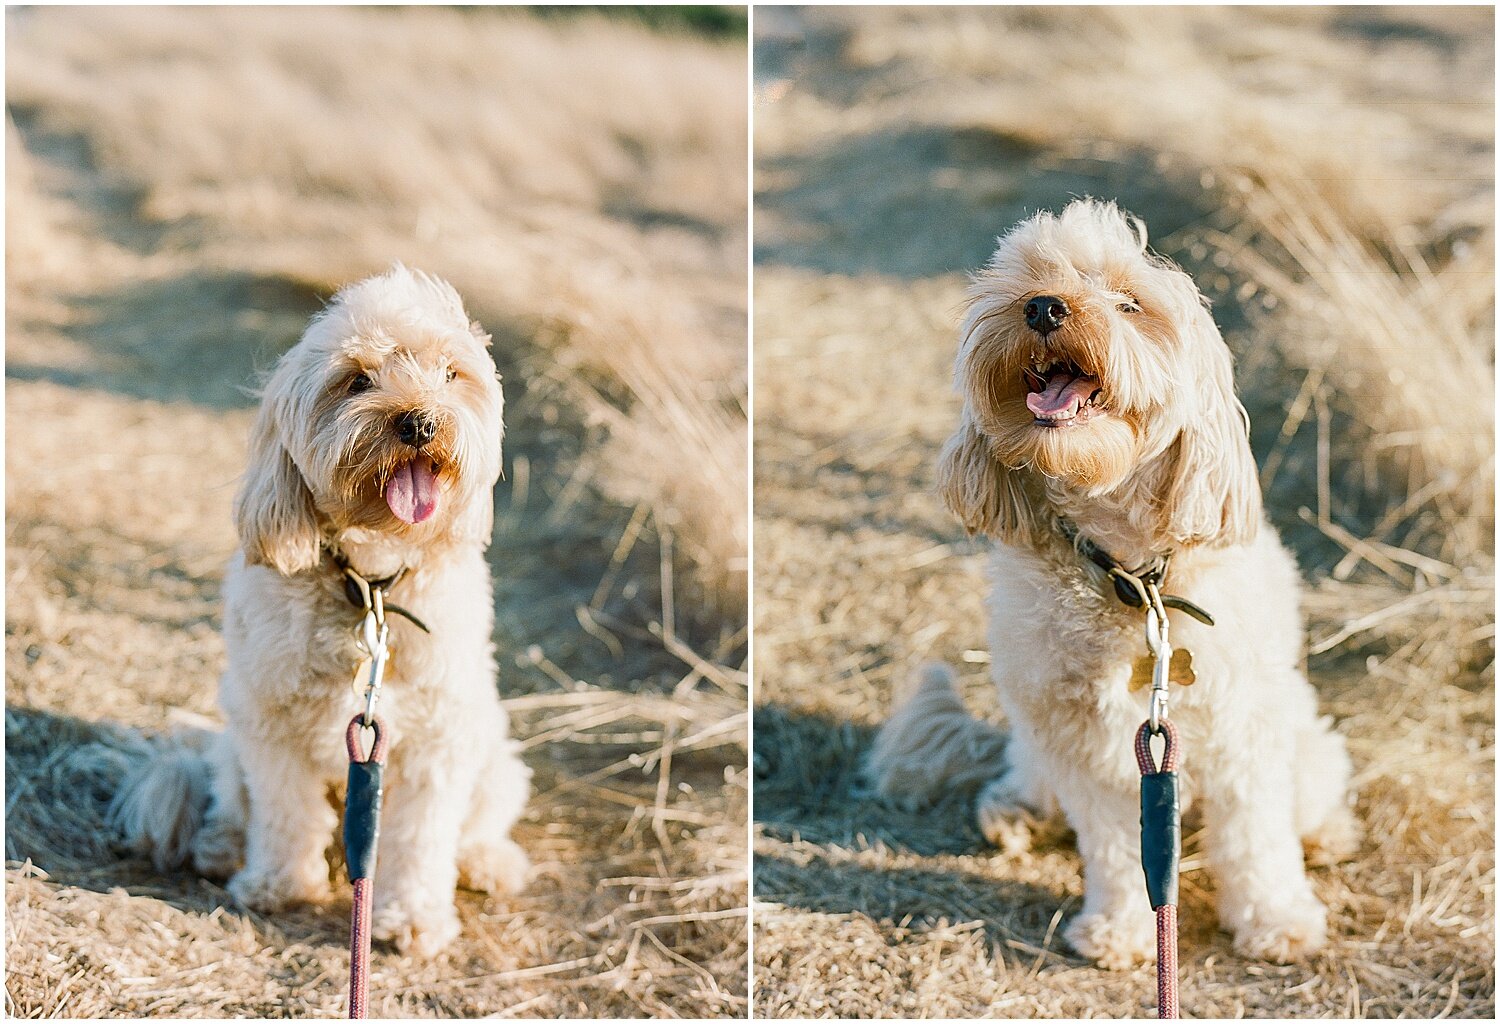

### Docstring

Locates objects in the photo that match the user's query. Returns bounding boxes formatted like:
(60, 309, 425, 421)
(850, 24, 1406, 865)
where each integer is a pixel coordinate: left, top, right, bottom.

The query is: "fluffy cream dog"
(865, 200, 1357, 968)
(114, 265, 529, 956)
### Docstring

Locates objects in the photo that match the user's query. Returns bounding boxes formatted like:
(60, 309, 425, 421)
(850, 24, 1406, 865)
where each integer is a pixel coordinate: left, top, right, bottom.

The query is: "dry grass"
(754, 6, 1493, 1019)
(6, 6, 745, 1018)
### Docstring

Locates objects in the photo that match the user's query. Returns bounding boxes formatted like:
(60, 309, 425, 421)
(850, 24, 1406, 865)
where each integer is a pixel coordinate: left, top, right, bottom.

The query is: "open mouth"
(1023, 359, 1105, 428)
(384, 458, 443, 524)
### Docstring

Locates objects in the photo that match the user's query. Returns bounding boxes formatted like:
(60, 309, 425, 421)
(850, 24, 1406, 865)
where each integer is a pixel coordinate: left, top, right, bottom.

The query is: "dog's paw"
(372, 900, 461, 958)
(1064, 911, 1157, 970)
(459, 838, 529, 896)
(191, 821, 244, 880)
(1231, 901, 1328, 962)
(227, 865, 330, 913)
(976, 774, 1049, 854)
(1302, 806, 1361, 867)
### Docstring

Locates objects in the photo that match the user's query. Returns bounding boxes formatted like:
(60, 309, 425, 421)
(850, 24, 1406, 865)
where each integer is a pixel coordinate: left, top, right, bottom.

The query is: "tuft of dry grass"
(6, 6, 745, 1018)
(754, 5, 1492, 1019)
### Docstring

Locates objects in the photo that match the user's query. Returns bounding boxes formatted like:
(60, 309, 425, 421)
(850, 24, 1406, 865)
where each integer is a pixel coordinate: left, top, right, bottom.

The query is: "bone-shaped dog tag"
(350, 656, 372, 701)
(1129, 647, 1196, 692)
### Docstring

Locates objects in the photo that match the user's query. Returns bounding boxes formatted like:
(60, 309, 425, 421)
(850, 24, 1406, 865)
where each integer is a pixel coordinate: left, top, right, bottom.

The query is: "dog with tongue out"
(865, 200, 1356, 971)
(113, 264, 533, 958)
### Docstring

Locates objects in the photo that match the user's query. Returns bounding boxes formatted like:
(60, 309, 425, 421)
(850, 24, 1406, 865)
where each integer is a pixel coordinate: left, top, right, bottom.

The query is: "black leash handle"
(345, 715, 387, 1019)
(1137, 720, 1181, 1019)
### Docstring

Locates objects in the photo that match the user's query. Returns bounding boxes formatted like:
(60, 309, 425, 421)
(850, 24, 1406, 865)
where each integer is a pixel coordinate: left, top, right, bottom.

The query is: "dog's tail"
(108, 727, 215, 872)
(861, 662, 1008, 810)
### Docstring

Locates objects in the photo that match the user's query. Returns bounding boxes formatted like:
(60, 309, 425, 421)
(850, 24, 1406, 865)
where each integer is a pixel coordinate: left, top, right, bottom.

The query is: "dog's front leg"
(1051, 759, 1158, 969)
(1198, 727, 1328, 961)
(227, 744, 335, 911)
(370, 744, 472, 957)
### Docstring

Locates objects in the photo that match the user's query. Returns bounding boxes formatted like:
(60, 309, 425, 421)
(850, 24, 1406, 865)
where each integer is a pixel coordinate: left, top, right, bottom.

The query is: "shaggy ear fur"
(1159, 308, 1262, 548)
(937, 408, 1038, 543)
(234, 399, 321, 575)
(452, 480, 497, 549)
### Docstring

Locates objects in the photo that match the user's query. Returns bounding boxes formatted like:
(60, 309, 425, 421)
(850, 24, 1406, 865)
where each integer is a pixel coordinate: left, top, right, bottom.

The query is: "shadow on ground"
(751, 702, 1071, 959)
(756, 847, 1075, 959)
(7, 271, 322, 410)
(757, 126, 1228, 282)
(753, 702, 993, 855)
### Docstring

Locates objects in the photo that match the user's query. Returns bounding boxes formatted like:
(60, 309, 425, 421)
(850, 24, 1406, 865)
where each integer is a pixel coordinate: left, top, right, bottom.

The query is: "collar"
(325, 547, 432, 633)
(1056, 519, 1215, 626)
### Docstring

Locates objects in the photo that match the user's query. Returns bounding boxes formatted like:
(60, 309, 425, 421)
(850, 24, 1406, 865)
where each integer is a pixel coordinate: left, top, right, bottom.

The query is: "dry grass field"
(6, 6, 746, 1018)
(753, 6, 1493, 1019)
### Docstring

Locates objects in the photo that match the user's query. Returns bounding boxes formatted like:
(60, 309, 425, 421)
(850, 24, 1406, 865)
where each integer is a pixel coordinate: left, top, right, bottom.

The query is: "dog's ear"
(449, 377, 503, 549)
(234, 397, 322, 576)
(937, 407, 1037, 543)
(1159, 326, 1262, 548)
(452, 477, 497, 549)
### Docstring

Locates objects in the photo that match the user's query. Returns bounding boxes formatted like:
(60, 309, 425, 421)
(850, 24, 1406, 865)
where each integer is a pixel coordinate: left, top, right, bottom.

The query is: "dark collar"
(325, 547, 432, 633)
(1056, 519, 1215, 626)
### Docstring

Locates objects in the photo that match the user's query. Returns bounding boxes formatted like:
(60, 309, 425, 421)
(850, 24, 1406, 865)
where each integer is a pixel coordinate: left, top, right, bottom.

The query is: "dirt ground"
(5, 7, 746, 1019)
(752, 6, 1493, 1019)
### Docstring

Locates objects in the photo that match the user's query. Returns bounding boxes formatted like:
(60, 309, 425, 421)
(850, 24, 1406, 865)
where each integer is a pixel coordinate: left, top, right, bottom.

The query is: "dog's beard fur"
(940, 199, 1261, 552)
(965, 326, 1140, 495)
(236, 264, 504, 574)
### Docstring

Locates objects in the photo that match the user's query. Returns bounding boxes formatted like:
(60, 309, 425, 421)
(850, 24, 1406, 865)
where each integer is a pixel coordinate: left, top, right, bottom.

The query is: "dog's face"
(939, 200, 1260, 549)
(236, 265, 504, 574)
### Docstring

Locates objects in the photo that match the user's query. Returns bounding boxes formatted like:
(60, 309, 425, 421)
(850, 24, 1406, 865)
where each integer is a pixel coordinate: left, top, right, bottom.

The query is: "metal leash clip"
(353, 587, 390, 727)
(1142, 580, 1171, 734)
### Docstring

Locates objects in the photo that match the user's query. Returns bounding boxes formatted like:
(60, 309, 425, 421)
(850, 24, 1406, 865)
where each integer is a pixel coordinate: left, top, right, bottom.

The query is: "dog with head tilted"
(113, 265, 530, 956)
(865, 200, 1357, 967)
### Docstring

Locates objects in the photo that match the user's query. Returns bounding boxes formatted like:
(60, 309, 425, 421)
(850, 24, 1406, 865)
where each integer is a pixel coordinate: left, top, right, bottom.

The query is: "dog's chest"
(987, 549, 1154, 699)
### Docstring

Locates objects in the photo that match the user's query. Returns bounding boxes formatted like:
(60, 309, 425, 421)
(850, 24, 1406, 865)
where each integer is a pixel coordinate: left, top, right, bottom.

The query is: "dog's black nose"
(1024, 295, 1070, 335)
(395, 411, 438, 448)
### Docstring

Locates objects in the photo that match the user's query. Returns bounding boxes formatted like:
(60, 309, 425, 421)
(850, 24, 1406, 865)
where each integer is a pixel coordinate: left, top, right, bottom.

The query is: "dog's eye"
(349, 372, 374, 394)
(1117, 294, 1141, 314)
(445, 366, 458, 383)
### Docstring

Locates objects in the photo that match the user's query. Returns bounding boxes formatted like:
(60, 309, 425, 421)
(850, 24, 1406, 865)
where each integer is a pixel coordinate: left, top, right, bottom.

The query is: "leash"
(1137, 717, 1180, 1019)
(339, 559, 410, 1018)
(1128, 568, 1185, 1019)
(1067, 522, 1198, 1019)
(345, 713, 386, 1020)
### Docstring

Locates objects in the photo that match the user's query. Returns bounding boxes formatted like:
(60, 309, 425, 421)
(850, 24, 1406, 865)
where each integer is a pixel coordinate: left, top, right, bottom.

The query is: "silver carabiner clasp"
(1149, 684, 1170, 734)
(1143, 581, 1172, 733)
(356, 592, 390, 727)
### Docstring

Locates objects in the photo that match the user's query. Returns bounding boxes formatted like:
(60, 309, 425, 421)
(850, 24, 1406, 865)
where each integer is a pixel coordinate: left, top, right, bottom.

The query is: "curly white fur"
(868, 200, 1357, 968)
(113, 265, 530, 957)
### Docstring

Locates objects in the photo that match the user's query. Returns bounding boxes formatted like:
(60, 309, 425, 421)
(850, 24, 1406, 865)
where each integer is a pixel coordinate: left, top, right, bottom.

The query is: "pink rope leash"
(349, 877, 374, 1019)
(1155, 904, 1179, 1019)
(1134, 719, 1179, 775)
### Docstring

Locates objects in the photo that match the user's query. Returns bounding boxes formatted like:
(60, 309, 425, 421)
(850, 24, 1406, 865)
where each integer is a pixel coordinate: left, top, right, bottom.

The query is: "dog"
(864, 200, 1357, 968)
(112, 264, 530, 956)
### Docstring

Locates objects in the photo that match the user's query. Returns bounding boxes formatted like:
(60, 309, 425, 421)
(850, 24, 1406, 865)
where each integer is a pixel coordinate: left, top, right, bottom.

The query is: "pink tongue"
(385, 460, 439, 524)
(1027, 373, 1097, 417)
